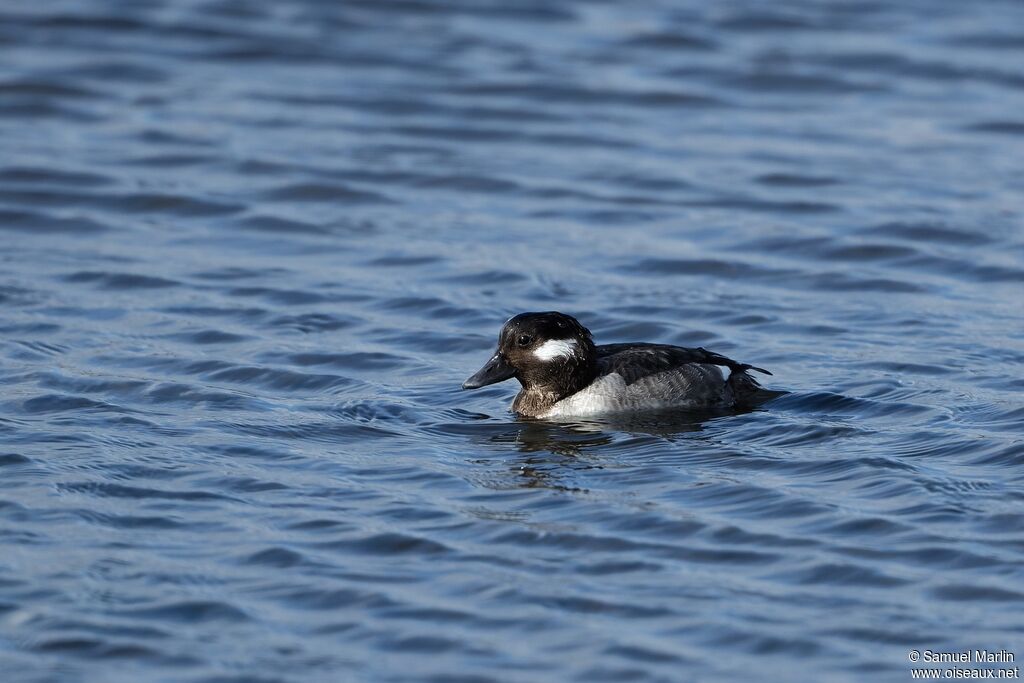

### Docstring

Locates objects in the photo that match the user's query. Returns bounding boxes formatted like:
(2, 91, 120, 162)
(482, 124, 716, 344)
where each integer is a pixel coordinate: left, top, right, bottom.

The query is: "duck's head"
(462, 311, 597, 394)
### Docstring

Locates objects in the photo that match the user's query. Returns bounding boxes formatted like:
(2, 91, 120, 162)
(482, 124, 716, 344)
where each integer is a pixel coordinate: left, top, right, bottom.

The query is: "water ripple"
(1, 1, 1022, 682)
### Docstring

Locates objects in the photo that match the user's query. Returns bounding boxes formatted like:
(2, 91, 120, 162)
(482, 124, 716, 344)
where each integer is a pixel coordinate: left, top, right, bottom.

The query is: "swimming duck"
(462, 311, 772, 418)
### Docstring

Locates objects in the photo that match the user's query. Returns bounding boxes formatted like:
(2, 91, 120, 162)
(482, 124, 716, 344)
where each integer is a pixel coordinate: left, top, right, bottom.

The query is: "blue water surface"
(1, 1, 1023, 681)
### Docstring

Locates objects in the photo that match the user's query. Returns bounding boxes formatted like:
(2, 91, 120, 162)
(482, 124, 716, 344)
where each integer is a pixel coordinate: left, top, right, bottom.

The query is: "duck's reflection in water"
(474, 407, 756, 491)
(510, 407, 742, 448)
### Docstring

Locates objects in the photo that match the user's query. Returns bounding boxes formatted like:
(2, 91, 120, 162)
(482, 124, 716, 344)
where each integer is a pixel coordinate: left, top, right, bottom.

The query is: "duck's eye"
(516, 334, 533, 347)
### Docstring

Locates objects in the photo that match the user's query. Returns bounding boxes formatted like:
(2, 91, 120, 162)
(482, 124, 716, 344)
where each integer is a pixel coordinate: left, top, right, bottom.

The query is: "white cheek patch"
(533, 338, 577, 361)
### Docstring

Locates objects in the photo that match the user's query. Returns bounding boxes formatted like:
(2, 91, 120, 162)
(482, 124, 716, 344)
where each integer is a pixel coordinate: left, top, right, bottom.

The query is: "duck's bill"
(462, 353, 515, 389)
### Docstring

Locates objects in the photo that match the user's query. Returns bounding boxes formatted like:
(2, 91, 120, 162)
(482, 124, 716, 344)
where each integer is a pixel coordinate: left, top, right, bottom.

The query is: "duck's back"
(542, 343, 735, 417)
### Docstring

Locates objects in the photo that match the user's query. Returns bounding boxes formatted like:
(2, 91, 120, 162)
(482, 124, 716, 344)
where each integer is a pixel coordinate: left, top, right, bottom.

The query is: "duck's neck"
(513, 348, 597, 417)
(513, 388, 562, 418)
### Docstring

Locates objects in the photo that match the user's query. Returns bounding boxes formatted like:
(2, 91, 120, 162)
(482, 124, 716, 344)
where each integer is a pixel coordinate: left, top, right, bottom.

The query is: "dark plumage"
(596, 344, 771, 385)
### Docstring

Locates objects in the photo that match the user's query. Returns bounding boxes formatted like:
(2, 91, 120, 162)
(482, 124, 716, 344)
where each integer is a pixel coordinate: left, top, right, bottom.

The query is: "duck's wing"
(595, 343, 771, 386)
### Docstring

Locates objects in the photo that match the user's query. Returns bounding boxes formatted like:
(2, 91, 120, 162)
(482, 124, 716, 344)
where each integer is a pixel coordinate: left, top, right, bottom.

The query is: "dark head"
(462, 311, 597, 397)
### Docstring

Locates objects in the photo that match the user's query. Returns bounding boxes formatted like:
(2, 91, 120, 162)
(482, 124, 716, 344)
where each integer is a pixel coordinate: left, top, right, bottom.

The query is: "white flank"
(542, 373, 626, 417)
(533, 338, 577, 361)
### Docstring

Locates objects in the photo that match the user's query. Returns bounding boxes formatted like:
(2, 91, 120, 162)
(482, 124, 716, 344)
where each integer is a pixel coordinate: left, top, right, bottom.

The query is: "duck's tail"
(727, 368, 785, 408)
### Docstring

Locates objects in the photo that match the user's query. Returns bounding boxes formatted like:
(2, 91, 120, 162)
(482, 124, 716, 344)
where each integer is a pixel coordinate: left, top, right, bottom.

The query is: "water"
(2, 1, 1023, 681)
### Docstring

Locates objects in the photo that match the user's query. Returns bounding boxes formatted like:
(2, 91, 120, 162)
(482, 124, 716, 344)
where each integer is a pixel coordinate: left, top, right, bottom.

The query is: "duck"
(462, 311, 772, 418)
